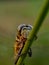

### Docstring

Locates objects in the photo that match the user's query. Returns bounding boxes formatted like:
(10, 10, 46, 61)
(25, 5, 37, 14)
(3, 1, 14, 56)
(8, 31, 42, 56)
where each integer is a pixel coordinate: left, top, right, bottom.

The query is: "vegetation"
(16, 0, 49, 65)
(0, 0, 49, 65)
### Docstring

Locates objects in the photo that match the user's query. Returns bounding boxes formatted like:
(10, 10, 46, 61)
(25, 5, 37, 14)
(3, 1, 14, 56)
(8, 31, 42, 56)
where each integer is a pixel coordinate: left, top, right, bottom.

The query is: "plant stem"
(16, 0, 49, 65)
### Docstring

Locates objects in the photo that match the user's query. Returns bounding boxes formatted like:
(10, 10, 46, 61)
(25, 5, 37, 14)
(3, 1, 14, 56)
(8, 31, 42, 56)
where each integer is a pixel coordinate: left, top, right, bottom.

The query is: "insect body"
(14, 35, 27, 64)
(14, 24, 37, 65)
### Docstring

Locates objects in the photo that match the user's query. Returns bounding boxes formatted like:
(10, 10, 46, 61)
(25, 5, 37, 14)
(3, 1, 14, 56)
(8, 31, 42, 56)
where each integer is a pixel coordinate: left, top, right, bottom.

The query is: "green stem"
(16, 0, 49, 65)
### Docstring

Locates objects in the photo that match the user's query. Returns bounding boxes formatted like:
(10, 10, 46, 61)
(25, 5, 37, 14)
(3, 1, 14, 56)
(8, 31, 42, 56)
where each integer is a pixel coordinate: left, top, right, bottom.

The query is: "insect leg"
(28, 48, 32, 57)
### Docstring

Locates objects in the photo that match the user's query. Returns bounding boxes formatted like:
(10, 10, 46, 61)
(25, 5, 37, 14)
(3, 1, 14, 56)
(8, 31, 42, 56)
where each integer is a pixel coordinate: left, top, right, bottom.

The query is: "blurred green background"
(0, 0, 49, 65)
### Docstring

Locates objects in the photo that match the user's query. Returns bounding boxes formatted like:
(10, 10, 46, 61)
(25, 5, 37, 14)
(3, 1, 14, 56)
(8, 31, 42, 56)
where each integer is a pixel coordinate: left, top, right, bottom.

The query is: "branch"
(16, 0, 49, 65)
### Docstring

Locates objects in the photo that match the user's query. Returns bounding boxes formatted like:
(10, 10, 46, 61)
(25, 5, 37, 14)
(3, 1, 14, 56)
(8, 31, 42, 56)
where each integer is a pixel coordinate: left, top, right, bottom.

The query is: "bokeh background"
(0, 0, 49, 65)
